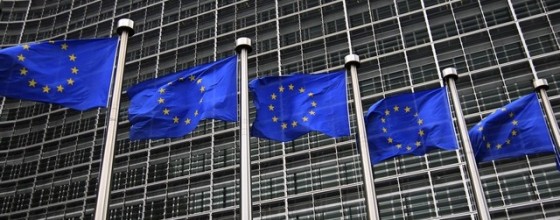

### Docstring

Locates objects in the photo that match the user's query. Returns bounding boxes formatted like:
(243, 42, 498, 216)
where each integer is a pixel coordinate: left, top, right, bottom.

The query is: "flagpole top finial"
(533, 78, 549, 91)
(236, 37, 252, 54)
(117, 19, 135, 36)
(344, 54, 360, 69)
(442, 67, 458, 80)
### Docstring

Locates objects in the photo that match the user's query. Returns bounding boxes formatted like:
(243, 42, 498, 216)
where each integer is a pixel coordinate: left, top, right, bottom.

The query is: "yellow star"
(20, 67, 28, 75)
(194, 110, 199, 116)
(415, 141, 421, 147)
(302, 116, 308, 122)
(387, 137, 393, 143)
(511, 130, 517, 136)
(67, 78, 75, 85)
(509, 112, 514, 118)
(496, 144, 502, 149)
(281, 123, 288, 129)
(189, 75, 196, 81)
(512, 120, 518, 126)
(385, 109, 390, 116)
(159, 88, 165, 94)
(417, 119, 423, 125)
(309, 110, 316, 115)
(406, 146, 412, 151)
(200, 86, 205, 92)
(478, 126, 483, 132)
(382, 127, 387, 133)
(185, 118, 191, 124)
(163, 108, 170, 115)
(71, 67, 79, 74)
(311, 101, 317, 107)
(414, 113, 419, 117)
(279, 85, 285, 92)
(308, 92, 314, 97)
(69, 54, 77, 61)
(56, 85, 64, 92)
(271, 93, 277, 100)
(173, 116, 179, 124)
(291, 121, 298, 127)
(61, 43, 69, 50)
(268, 104, 274, 111)
(404, 106, 411, 112)
(197, 79, 202, 84)
(418, 129, 425, 136)
(393, 105, 399, 112)
(22, 44, 30, 50)
(42, 85, 50, 93)
(17, 54, 25, 61)
(158, 97, 165, 104)
(486, 142, 491, 149)
(272, 116, 279, 122)
(381, 118, 386, 123)
(299, 87, 305, 93)
(506, 139, 511, 144)
(288, 84, 294, 90)
(396, 144, 402, 149)
(28, 79, 37, 87)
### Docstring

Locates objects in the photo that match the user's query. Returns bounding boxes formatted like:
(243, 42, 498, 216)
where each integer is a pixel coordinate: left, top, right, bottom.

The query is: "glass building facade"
(1, 0, 560, 219)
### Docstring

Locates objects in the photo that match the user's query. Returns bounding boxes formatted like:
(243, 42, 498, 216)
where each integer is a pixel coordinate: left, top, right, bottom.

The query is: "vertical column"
(442, 67, 491, 220)
(95, 19, 134, 220)
(344, 54, 379, 220)
(236, 37, 252, 220)
(533, 79, 560, 160)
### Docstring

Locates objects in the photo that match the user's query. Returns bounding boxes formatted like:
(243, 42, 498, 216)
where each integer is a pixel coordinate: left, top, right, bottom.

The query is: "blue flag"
(0, 38, 118, 110)
(366, 87, 458, 164)
(469, 93, 555, 162)
(249, 71, 350, 142)
(128, 56, 237, 140)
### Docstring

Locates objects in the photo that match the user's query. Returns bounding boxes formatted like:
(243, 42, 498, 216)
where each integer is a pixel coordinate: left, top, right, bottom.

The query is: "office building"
(1, 0, 560, 219)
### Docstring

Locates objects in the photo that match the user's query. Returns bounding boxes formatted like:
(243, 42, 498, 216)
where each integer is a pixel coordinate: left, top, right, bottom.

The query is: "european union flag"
(366, 87, 458, 164)
(0, 38, 118, 110)
(249, 71, 350, 142)
(469, 93, 555, 162)
(128, 56, 237, 140)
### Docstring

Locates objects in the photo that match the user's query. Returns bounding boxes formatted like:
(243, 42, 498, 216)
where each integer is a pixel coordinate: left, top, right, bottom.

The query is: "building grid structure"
(1, 0, 560, 219)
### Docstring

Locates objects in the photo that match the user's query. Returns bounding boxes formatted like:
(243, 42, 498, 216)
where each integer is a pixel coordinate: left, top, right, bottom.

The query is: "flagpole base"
(117, 19, 135, 36)
(442, 67, 458, 80)
(236, 38, 252, 54)
(344, 54, 360, 69)
(533, 78, 549, 91)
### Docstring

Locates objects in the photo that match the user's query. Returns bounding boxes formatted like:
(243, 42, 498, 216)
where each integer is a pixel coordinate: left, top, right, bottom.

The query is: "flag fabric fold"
(127, 56, 237, 140)
(469, 93, 555, 162)
(0, 38, 118, 110)
(366, 87, 458, 164)
(249, 70, 350, 142)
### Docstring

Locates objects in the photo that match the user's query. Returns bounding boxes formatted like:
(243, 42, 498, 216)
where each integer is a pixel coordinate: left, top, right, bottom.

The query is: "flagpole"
(533, 79, 560, 156)
(95, 19, 134, 220)
(442, 67, 491, 220)
(345, 54, 379, 220)
(236, 37, 252, 220)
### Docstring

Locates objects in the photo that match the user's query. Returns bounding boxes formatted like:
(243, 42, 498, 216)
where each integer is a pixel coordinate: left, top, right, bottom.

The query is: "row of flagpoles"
(2, 19, 560, 219)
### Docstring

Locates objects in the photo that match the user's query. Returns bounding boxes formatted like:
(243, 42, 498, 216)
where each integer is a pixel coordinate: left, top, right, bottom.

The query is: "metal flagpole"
(236, 37, 252, 220)
(442, 68, 491, 220)
(344, 54, 379, 219)
(95, 19, 134, 220)
(533, 79, 560, 160)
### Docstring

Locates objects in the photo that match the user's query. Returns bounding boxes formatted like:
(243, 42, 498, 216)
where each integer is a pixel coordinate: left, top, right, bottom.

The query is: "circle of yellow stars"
(19, 41, 78, 94)
(268, 83, 316, 130)
(477, 108, 518, 150)
(380, 105, 424, 152)
(158, 74, 205, 126)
